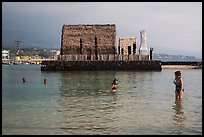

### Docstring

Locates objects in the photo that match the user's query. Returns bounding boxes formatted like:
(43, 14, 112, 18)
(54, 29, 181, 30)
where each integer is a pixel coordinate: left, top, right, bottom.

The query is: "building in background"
(50, 50, 60, 60)
(61, 24, 117, 60)
(118, 37, 137, 55)
(2, 50, 10, 59)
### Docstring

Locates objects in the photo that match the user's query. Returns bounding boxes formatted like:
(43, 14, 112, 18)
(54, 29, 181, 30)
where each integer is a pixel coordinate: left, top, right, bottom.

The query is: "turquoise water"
(2, 65, 202, 135)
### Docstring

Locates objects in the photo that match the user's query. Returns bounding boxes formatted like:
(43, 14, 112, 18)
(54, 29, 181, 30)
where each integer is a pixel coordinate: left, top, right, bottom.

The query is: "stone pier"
(41, 60, 162, 71)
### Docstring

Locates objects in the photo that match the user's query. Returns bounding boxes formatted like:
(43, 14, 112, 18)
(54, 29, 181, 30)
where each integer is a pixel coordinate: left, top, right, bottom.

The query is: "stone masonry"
(41, 24, 161, 71)
(61, 24, 117, 58)
(118, 37, 137, 55)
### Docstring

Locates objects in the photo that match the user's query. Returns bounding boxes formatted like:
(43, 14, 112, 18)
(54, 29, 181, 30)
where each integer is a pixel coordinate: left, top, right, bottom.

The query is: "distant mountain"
(2, 45, 59, 51)
(2, 45, 202, 62)
(153, 53, 202, 62)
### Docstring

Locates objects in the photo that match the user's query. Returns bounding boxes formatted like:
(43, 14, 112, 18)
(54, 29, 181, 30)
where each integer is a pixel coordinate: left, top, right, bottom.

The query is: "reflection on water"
(171, 99, 186, 134)
(57, 71, 120, 134)
(58, 95, 119, 134)
(2, 65, 202, 135)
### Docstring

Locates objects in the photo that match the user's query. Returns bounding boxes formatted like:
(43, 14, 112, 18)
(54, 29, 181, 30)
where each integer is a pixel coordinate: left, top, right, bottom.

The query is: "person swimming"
(44, 78, 48, 84)
(111, 79, 118, 91)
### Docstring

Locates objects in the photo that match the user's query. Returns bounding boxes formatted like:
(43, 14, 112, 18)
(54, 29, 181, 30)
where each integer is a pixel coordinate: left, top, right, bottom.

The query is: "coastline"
(162, 65, 201, 69)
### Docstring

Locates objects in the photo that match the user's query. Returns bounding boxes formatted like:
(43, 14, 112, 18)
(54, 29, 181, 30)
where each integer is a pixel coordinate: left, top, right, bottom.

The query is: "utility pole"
(15, 40, 21, 55)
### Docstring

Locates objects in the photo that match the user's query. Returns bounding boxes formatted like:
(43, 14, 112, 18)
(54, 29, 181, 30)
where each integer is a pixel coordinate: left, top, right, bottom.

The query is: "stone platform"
(41, 60, 162, 71)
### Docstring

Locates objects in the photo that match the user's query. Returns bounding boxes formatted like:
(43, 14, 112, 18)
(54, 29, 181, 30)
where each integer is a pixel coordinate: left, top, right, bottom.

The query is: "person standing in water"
(173, 71, 184, 100)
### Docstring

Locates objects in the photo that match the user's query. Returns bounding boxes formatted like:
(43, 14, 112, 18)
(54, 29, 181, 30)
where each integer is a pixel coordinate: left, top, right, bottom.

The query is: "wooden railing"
(59, 54, 149, 61)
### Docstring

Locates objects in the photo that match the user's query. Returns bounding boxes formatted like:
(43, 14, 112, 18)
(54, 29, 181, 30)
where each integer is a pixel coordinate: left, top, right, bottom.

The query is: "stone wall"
(118, 37, 137, 55)
(41, 60, 162, 71)
(61, 24, 117, 56)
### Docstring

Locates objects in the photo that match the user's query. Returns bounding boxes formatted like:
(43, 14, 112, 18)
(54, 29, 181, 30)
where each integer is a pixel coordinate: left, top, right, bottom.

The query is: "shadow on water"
(171, 99, 186, 134)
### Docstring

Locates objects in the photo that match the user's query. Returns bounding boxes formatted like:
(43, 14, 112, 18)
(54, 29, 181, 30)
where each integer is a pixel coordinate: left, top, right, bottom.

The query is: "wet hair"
(175, 71, 181, 77)
(113, 79, 117, 84)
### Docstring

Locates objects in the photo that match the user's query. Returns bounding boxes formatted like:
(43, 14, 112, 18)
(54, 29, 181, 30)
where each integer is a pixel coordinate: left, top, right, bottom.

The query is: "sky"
(2, 2, 202, 58)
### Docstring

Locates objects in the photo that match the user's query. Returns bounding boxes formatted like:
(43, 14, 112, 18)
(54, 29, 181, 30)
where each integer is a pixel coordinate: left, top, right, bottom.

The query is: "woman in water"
(173, 71, 184, 100)
(111, 79, 118, 92)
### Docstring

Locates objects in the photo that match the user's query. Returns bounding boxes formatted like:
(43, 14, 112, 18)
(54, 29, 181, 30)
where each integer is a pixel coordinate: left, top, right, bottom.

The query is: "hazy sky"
(2, 2, 202, 58)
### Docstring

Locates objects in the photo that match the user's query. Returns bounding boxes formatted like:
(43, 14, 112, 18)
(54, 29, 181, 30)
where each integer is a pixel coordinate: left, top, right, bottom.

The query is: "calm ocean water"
(2, 65, 202, 135)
